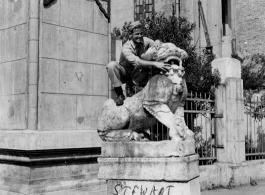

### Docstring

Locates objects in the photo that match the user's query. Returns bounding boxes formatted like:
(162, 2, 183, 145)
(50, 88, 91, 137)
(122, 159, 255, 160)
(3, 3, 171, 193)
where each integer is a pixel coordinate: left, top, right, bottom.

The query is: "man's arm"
(138, 59, 169, 72)
(144, 37, 155, 48)
(122, 40, 169, 72)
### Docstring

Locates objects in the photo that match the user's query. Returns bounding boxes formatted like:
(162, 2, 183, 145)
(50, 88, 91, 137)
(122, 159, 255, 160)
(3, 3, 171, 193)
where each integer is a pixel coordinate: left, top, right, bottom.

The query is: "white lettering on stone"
(113, 183, 174, 195)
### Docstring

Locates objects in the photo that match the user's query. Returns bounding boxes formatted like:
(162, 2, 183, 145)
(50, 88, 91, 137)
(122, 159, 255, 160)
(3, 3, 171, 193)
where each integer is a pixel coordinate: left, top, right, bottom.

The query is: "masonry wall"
(0, 0, 28, 130)
(180, 0, 194, 22)
(235, 0, 265, 55)
(40, 0, 109, 137)
(110, 0, 134, 30)
(154, 0, 175, 16)
(0, 1, 109, 194)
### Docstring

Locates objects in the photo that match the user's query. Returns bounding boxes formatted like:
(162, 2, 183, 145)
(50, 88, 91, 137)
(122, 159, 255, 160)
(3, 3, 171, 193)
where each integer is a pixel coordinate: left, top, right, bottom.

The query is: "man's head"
(129, 21, 143, 45)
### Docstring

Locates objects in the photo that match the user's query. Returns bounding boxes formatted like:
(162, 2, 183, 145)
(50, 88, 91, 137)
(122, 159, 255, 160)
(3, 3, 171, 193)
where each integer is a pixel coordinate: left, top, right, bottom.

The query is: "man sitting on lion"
(106, 21, 169, 106)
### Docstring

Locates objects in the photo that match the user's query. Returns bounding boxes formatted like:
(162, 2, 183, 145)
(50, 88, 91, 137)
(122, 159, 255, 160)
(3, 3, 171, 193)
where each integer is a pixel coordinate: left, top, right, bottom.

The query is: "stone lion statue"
(97, 43, 194, 143)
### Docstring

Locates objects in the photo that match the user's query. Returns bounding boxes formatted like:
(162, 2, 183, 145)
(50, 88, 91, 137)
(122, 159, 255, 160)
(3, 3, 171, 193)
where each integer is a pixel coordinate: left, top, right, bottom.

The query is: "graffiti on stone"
(113, 183, 174, 195)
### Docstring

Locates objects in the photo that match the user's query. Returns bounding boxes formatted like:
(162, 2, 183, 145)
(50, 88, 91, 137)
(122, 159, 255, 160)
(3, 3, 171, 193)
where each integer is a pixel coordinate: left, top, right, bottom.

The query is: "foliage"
(245, 135, 256, 154)
(245, 127, 265, 161)
(257, 127, 265, 153)
(244, 97, 265, 121)
(112, 6, 220, 94)
(241, 53, 265, 91)
(193, 126, 212, 158)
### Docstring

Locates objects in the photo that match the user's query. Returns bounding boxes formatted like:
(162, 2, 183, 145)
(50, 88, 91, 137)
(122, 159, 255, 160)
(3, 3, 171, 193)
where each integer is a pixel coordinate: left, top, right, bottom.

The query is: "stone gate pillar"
(212, 58, 246, 185)
(212, 58, 245, 164)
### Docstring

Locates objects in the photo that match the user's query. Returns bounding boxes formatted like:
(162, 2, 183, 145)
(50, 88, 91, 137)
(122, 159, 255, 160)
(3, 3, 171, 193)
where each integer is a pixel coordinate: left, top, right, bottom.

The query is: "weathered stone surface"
(98, 155, 199, 181)
(225, 78, 244, 100)
(226, 141, 245, 164)
(42, 0, 60, 25)
(40, 58, 60, 93)
(101, 140, 195, 158)
(77, 96, 108, 130)
(60, 27, 78, 61)
(97, 99, 131, 132)
(0, 130, 102, 150)
(0, 24, 27, 63)
(235, 0, 265, 55)
(0, 143, 104, 194)
(39, 94, 76, 130)
(213, 59, 245, 164)
(0, 0, 27, 30)
(0, 1, 109, 195)
(0, 59, 27, 95)
(42, 23, 60, 59)
(77, 32, 109, 65)
(92, 65, 109, 95)
(226, 98, 245, 142)
(212, 58, 241, 84)
(199, 160, 265, 190)
(0, 163, 106, 195)
(39, 0, 109, 133)
(0, 94, 27, 130)
(93, 2, 109, 35)
(59, 62, 108, 95)
(89, 33, 109, 65)
(60, 0, 84, 30)
(107, 178, 200, 195)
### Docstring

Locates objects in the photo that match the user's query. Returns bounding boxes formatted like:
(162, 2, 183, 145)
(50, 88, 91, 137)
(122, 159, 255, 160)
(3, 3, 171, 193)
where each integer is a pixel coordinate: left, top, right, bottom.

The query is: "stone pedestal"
(98, 141, 200, 195)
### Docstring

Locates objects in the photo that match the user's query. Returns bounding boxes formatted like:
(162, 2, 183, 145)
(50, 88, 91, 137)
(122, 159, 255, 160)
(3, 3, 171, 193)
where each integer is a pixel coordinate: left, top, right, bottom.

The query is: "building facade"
(111, 0, 180, 30)
(111, 0, 265, 58)
(0, 0, 109, 194)
(235, 0, 265, 56)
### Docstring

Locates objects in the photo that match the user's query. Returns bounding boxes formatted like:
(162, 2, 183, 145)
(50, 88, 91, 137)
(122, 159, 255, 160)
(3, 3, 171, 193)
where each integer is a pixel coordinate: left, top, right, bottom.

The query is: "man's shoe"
(126, 84, 135, 97)
(115, 94, 125, 106)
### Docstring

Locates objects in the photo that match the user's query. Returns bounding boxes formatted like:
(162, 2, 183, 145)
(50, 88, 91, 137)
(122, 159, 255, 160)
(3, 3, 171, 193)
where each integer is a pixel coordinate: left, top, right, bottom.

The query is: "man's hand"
(153, 62, 170, 72)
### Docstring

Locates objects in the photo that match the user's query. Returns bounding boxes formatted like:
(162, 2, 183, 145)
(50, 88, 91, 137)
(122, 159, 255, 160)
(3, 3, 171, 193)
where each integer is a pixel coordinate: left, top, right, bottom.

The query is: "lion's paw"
(129, 132, 143, 141)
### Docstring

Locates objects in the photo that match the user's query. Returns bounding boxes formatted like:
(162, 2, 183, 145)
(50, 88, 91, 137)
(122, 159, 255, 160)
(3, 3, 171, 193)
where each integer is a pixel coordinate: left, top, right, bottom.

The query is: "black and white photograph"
(0, 0, 265, 194)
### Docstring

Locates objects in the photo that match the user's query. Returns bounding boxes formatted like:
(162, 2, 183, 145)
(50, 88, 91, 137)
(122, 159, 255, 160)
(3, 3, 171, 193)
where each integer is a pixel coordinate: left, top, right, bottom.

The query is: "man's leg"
(106, 61, 126, 106)
(123, 66, 137, 97)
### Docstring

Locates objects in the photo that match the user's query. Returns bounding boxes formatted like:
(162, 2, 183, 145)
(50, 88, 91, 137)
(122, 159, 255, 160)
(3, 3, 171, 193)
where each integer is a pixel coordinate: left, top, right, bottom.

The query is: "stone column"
(28, 0, 39, 130)
(98, 141, 200, 195)
(212, 58, 245, 164)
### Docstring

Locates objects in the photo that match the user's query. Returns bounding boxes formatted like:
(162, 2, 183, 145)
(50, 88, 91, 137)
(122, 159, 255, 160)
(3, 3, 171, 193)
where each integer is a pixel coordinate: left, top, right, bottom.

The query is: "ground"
(202, 180, 265, 195)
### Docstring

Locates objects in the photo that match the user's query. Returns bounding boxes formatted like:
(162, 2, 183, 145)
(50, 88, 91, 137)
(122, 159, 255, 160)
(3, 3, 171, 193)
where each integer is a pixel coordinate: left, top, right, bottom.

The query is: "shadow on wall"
(43, 0, 58, 8)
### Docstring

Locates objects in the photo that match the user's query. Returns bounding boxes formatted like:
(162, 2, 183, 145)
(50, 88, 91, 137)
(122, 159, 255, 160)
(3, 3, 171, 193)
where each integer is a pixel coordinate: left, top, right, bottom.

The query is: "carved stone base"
(98, 155, 199, 181)
(101, 140, 195, 158)
(98, 141, 200, 195)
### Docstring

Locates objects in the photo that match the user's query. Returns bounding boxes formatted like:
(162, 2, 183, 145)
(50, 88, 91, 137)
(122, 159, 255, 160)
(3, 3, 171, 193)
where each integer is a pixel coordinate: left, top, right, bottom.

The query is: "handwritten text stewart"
(113, 183, 174, 195)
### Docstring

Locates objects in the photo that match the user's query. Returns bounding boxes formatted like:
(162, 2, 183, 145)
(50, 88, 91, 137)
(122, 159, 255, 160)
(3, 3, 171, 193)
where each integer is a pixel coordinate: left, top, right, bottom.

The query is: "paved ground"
(201, 180, 265, 195)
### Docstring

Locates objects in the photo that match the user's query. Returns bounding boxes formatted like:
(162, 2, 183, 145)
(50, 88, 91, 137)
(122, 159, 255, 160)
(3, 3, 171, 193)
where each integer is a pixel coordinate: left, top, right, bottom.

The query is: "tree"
(112, 8, 220, 95)
(241, 53, 265, 91)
